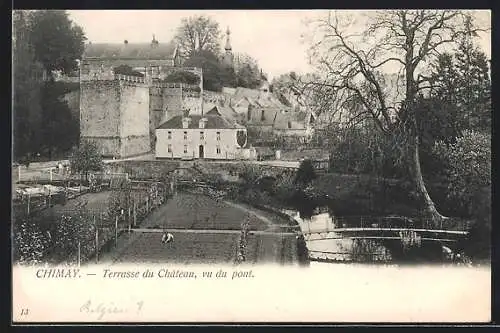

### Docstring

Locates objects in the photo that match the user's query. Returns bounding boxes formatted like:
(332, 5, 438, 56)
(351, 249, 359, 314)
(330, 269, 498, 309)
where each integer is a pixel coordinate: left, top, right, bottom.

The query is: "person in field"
(162, 231, 174, 244)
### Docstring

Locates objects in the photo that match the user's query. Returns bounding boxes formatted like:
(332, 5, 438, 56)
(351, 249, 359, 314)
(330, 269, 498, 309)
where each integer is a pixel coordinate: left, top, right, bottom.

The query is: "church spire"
(224, 26, 232, 51)
(151, 33, 158, 48)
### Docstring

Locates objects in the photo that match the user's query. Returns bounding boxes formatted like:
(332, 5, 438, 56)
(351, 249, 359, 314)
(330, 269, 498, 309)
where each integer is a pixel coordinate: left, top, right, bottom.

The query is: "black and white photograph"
(11, 9, 491, 323)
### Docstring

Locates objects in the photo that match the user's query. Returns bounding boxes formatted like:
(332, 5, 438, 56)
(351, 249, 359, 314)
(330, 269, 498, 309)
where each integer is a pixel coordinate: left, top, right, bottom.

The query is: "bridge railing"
(331, 215, 471, 232)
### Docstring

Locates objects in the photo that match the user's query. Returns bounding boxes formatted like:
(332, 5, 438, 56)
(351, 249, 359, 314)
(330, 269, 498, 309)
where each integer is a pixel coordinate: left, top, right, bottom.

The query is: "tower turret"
(223, 26, 234, 68)
(225, 26, 232, 51)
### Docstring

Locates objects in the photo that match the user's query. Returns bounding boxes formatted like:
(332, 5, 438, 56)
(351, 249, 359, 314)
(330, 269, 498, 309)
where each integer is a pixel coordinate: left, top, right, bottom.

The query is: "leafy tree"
(184, 50, 225, 91)
(13, 10, 86, 159)
(13, 11, 44, 159)
(113, 65, 144, 77)
(28, 10, 86, 77)
(307, 10, 488, 227)
(174, 15, 222, 59)
(428, 38, 491, 132)
(271, 72, 297, 94)
(236, 64, 262, 89)
(234, 54, 263, 89)
(219, 66, 238, 88)
(433, 130, 491, 217)
(70, 141, 104, 181)
(295, 159, 317, 186)
(39, 81, 79, 158)
(164, 70, 200, 85)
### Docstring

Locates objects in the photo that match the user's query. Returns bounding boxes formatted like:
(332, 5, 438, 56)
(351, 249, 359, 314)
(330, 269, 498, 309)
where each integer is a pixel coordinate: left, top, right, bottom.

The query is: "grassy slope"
(312, 173, 421, 217)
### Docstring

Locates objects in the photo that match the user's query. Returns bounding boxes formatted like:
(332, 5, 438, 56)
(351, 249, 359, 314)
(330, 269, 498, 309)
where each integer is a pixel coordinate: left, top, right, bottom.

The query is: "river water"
(287, 210, 409, 262)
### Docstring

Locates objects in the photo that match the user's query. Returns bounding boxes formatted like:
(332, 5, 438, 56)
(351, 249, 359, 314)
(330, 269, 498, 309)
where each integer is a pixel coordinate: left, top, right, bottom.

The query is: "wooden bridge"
(301, 215, 470, 245)
(303, 227, 468, 243)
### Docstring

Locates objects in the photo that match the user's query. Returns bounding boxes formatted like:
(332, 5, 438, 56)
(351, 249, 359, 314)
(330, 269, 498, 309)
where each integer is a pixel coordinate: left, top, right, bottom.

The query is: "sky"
(67, 10, 491, 80)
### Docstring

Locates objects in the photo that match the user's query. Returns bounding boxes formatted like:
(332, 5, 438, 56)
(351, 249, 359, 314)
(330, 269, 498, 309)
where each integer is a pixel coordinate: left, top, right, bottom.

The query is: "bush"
(295, 159, 317, 186)
(13, 220, 51, 265)
(164, 70, 200, 85)
(70, 141, 104, 180)
(432, 130, 491, 217)
(113, 65, 144, 77)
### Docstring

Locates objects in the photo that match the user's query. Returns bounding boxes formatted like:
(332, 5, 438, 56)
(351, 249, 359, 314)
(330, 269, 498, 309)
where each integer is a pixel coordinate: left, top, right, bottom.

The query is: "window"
(288, 121, 292, 129)
(167, 144, 172, 153)
(200, 131, 204, 140)
(167, 131, 172, 140)
(261, 110, 265, 121)
(216, 146, 221, 154)
(216, 132, 221, 141)
(184, 131, 188, 140)
(183, 145, 188, 154)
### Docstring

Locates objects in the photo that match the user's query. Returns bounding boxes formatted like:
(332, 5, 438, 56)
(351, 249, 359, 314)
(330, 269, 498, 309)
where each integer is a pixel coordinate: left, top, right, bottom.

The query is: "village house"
(155, 112, 248, 160)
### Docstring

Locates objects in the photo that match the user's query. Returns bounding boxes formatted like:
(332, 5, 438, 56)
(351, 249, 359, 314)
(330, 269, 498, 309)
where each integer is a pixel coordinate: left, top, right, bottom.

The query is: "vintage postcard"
(12, 9, 491, 323)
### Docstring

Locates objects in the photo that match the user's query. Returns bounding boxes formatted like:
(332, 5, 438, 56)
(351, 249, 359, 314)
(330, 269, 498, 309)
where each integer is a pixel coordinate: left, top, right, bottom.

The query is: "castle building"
(79, 36, 204, 158)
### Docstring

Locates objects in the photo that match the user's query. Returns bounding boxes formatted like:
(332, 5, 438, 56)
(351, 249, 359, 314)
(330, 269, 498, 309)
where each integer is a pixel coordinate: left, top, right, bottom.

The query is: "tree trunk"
(407, 133, 447, 228)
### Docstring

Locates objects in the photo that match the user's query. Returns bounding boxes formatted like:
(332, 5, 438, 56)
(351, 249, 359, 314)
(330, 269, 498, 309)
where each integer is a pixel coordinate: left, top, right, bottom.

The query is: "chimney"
(182, 117, 191, 129)
(199, 117, 208, 129)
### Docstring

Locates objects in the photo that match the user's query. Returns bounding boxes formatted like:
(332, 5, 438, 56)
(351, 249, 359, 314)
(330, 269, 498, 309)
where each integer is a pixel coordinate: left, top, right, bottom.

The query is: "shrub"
(295, 159, 317, 186)
(432, 130, 491, 217)
(70, 141, 104, 181)
(164, 70, 200, 85)
(113, 65, 144, 77)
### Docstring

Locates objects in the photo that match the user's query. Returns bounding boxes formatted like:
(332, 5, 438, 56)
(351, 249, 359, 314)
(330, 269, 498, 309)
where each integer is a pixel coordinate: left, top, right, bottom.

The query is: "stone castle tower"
(79, 37, 203, 158)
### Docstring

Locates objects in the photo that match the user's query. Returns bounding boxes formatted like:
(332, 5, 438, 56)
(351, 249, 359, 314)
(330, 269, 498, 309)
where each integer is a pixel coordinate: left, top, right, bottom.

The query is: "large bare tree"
(174, 15, 222, 59)
(306, 10, 488, 227)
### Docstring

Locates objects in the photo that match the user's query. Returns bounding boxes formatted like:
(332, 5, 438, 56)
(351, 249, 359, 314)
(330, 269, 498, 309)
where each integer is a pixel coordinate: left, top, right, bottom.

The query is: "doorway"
(199, 145, 204, 159)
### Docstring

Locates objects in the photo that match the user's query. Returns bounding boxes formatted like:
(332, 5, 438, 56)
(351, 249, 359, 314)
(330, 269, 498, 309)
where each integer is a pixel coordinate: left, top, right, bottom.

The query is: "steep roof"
(233, 87, 261, 99)
(83, 42, 177, 60)
(274, 111, 312, 130)
(205, 105, 240, 123)
(157, 114, 245, 130)
(245, 107, 313, 129)
(246, 108, 279, 126)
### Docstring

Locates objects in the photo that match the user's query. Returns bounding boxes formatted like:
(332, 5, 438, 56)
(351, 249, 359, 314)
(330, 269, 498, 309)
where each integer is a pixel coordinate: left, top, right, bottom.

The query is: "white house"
(155, 113, 248, 160)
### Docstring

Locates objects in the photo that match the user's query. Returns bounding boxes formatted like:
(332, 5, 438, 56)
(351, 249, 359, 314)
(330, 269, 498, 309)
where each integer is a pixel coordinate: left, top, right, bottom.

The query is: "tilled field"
(103, 231, 299, 265)
(141, 193, 270, 231)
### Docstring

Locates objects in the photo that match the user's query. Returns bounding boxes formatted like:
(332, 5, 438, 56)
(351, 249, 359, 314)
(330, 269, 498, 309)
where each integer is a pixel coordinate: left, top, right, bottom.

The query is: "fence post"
(115, 216, 118, 247)
(133, 201, 136, 226)
(77, 241, 81, 267)
(18, 165, 21, 182)
(146, 197, 149, 212)
(94, 216, 98, 264)
(50, 168, 53, 182)
(27, 193, 30, 215)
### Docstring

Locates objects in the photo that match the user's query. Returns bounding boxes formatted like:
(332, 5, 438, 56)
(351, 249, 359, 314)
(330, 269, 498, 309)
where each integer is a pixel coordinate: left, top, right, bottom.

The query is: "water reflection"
(284, 210, 392, 262)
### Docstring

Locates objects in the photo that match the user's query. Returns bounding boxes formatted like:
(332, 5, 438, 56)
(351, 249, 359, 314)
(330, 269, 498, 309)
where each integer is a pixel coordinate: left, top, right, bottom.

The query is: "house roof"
(274, 111, 312, 130)
(205, 105, 241, 122)
(233, 87, 261, 99)
(83, 42, 177, 60)
(245, 107, 313, 129)
(246, 108, 280, 126)
(157, 114, 245, 130)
